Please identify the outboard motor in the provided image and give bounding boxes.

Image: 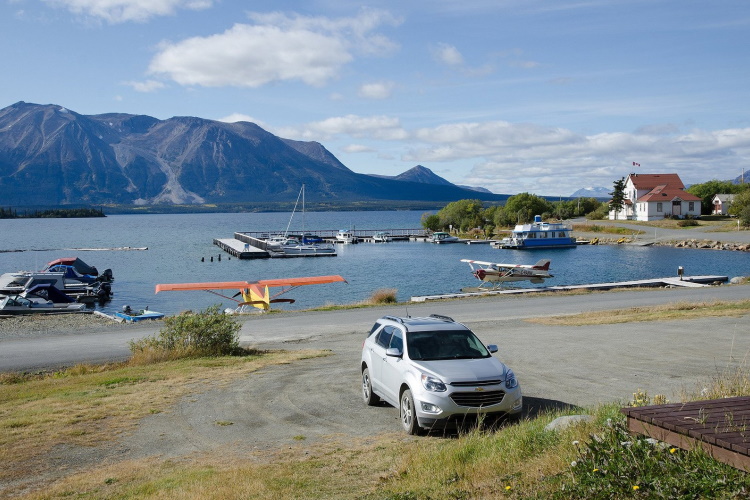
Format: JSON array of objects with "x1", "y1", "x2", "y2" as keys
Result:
[{"x1": 98, "y1": 269, "x2": 114, "y2": 282}]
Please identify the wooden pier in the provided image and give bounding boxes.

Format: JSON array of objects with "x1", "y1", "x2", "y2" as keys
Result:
[
  {"x1": 622, "y1": 397, "x2": 750, "y2": 472},
  {"x1": 410, "y1": 275, "x2": 729, "y2": 302}
]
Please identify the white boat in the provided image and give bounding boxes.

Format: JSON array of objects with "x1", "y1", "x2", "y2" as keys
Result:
[
  {"x1": 267, "y1": 185, "x2": 337, "y2": 255},
  {"x1": 430, "y1": 231, "x2": 460, "y2": 244},
  {"x1": 0, "y1": 283, "x2": 86, "y2": 315},
  {"x1": 336, "y1": 230, "x2": 357, "y2": 244},
  {"x1": 278, "y1": 239, "x2": 336, "y2": 255},
  {"x1": 373, "y1": 231, "x2": 392, "y2": 242},
  {"x1": 491, "y1": 215, "x2": 577, "y2": 249}
]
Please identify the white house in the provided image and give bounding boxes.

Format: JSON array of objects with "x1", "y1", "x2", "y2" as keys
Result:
[
  {"x1": 711, "y1": 194, "x2": 735, "y2": 215},
  {"x1": 609, "y1": 173, "x2": 702, "y2": 221}
]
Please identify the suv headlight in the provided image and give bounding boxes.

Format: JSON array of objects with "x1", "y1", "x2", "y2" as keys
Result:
[
  {"x1": 505, "y1": 369, "x2": 518, "y2": 389},
  {"x1": 421, "y1": 374, "x2": 447, "y2": 392}
]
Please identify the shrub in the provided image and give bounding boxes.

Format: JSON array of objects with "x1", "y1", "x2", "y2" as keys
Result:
[
  {"x1": 678, "y1": 219, "x2": 700, "y2": 227},
  {"x1": 128, "y1": 305, "x2": 242, "y2": 359},
  {"x1": 368, "y1": 288, "x2": 398, "y2": 304}
]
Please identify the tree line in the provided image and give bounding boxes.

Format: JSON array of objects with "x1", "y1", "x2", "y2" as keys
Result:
[
  {"x1": 0, "y1": 207, "x2": 106, "y2": 219},
  {"x1": 423, "y1": 178, "x2": 750, "y2": 235},
  {"x1": 420, "y1": 194, "x2": 606, "y2": 235}
]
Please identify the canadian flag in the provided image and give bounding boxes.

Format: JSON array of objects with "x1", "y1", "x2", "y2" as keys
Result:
[{"x1": 632, "y1": 162, "x2": 640, "y2": 167}]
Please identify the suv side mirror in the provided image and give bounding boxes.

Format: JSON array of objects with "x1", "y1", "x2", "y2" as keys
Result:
[
  {"x1": 486, "y1": 344, "x2": 498, "y2": 353},
  {"x1": 386, "y1": 347, "x2": 403, "y2": 358}
]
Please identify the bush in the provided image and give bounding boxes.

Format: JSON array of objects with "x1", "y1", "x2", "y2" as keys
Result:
[
  {"x1": 128, "y1": 305, "x2": 242, "y2": 359},
  {"x1": 368, "y1": 288, "x2": 398, "y2": 304},
  {"x1": 677, "y1": 219, "x2": 700, "y2": 227}
]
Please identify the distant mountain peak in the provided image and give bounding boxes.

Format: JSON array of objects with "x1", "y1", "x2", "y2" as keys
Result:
[{"x1": 394, "y1": 165, "x2": 454, "y2": 186}]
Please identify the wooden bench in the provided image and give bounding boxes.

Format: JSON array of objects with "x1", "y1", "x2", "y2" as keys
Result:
[{"x1": 622, "y1": 396, "x2": 750, "y2": 472}]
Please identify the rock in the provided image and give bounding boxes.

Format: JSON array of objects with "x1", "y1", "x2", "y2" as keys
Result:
[{"x1": 545, "y1": 415, "x2": 594, "y2": 432}]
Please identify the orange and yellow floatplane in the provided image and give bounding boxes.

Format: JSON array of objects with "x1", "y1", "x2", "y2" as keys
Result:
[{"x1": 155, "y1": 275, "x2": 347, "y2": 313}]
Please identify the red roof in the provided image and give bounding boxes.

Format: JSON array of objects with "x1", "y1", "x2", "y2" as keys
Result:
[
  {"x1": 628, "y1": 173, "x2": 685, "y2": 190},
  {"x1": 628, "y1": 173, "x2": 701, "y2": 202}
]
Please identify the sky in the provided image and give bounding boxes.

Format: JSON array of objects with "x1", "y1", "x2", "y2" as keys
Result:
[{"x1": 2, "y1": 0, "x2": 749, "y2": 197}]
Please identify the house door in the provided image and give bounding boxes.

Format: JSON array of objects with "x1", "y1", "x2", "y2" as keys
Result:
[{"x1": 672, "y1": 201, "x2": 682, "y2": 217}]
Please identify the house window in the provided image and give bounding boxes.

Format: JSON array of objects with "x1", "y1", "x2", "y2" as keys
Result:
[
  {"x1": 689, "y1": 202, "x2": 694, "y2": 211},
  {"x1": 656, "y1": 202, "x2": 663, "y2": 212}
]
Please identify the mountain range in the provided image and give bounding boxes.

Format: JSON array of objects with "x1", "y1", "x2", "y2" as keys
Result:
[{"x1": 0, "y1": 101, "x2": 503, "y2": 207}]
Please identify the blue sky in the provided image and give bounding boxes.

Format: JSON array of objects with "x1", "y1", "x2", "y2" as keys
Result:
[{"x1": 2, "y1": 0, "x2": 748, "y2": 196}]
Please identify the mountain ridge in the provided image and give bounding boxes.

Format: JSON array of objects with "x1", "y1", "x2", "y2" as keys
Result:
[{"x1": 0, "y1": 101, "x2": 505, "y2": 206}]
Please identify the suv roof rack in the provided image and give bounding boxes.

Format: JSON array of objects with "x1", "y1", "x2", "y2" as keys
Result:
[
  {"x1": 382, "y1": 315, "x2": 405, "y2": 324},
  {"x1": 429, "y1": 314, "x2": 454, "y2": 322}
]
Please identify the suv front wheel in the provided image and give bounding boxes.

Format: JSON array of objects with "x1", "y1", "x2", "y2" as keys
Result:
[{"x1": 400, "y1": 389, "x2": 423, "y2": 435}]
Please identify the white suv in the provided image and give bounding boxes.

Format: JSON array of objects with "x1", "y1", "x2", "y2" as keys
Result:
[{"x1": 361, "y1": 314, "x2": 522, "y2": 434}]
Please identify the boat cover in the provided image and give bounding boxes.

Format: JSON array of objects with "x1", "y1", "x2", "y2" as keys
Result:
[
  {"x1": 44, "y1": 257, "x2": 99, "y2": 276},
  {"x1": 24, "y1": 283, "x2": 76, "y2": 303}
]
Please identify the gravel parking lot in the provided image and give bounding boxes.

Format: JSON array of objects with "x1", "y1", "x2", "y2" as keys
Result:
[{"x1": 2, "y1": 284, "x2": 749, "y2": 494}]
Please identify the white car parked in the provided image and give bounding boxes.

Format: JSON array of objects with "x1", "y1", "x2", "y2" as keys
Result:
[{"x1": 361, "y1": 314, "x2": 522, "y2": 434}]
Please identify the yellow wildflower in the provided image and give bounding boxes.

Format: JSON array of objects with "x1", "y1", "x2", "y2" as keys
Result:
[{"x1": 633, "y1": 485, "x2": 640, "y2": 491}]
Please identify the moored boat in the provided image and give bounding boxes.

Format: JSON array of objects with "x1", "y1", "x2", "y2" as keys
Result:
[
  {"x1": 373, "y1": 231, "x2": 392, "y2": 242},
  {"x1": 336, "y1": 230, "x2": 357, "y2": 244},
  {"x1": 491, "y1": 215, "x2": 577, "y2": 249},
  {"x1": 430, "y1": 231, "x2": 460, "y2": 244}
]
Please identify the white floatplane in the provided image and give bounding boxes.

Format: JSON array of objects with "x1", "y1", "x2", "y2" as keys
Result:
[
  {"x1": 460, "y1": 259, "x2": 553, "y2": 292},
  {"x1": 155, "y1": 275, "x2": 347, "y2": 313}
]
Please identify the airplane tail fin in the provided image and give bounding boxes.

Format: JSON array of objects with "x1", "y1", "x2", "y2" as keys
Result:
[{"x1": 533, "y1": 259, "x2": 551, "y2": 270}]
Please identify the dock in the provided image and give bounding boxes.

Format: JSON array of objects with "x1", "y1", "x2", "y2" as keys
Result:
[
  {"x1": 410, "y1": 275, "x2": 728, "y2": 302},
  {"x1": 214, "y1": 228, "x2": 430, "y2": 259}
]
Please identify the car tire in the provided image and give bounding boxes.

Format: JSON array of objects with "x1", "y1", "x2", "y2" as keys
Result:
[
  {"x1": 362, "y1": 368, "x2": 379, "y2": 406},
  {"x1": 400, "y1": 389, "x2": 422, "y2": 435}
]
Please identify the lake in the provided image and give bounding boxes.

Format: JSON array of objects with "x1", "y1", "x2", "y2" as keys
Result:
[{"x1": 1, "y1": 211, "x2": 747, "y2": 316}]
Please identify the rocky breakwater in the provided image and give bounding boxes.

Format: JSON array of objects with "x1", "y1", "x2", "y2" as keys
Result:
[{"x1": 669, "y1": 239, "x2": 750, "y2": 252}]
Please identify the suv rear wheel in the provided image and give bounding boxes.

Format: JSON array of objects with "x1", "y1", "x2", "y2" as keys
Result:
[
  {"x1": 362, "y1": 368, "x2": 379, "y2": 406},
  {"x1": 400, "y1": 389, "x2": 422, "y2": 435}
]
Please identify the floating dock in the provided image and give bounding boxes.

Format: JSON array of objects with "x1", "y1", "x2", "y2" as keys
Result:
[{"x1": 410, "y1": 275, "x2": 729, "y2": 302}]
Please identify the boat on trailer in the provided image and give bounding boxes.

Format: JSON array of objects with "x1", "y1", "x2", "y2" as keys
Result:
[
  {"x1": 0, "y1": 283, "x2": 87, "y2": 316},
  {"x1": 492, "y1": 215, "x2": 577, "y2": 249}
]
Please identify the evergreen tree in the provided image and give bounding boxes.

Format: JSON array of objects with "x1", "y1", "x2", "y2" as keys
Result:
[{"x1": 608, "y1": 177, "x2": 626, "y2": 220}]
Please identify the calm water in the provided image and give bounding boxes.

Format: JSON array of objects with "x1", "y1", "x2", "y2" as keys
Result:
[{"x1": 1, "y1": 211, "x2": 748, "y2": 315}]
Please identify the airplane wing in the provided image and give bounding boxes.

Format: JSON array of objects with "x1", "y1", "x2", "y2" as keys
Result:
[
  {"x1": 155, "y1": 275, "x2": 347, "y2": 312},
  {"x1": 460, "y1": 259, "x2": 495, "y2": 266},
  {"x1": 155, "y1": 281, "x2": 253, "y2": 293},
  {"x1": 256, "y1": 275, "x2": 347, "y2": 287}
]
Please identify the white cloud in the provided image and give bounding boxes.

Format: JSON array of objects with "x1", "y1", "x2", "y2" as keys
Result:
[
  {"x1": 217, "y1": 113, "x2": 259, "y2": 124},
  {"x1": 124, "y1": 79, "x2": 166, "y2": 92},
  {"x1": 45, "y1": 0, "x2": 214, "y2": 23},
  {"x1": 279, "y1": 114, "x2": 408, "y2": 141},
  {"x1": 342, "y1": 144, "x2": 375, "y2": 153},
  {"x1": 358, "y1": 81, "x2": 395, "y2": 99},
  {"x1": 284, "y1": 114, "x2": 750, "y2": 194},
  {"x1": 433, "y1": 43, "x2": 464, "y2": 66},
  {"x1": 148, "y1": 9, "x2": 401, "y2": 88}
]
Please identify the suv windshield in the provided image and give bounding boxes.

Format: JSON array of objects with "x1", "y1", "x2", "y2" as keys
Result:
[{"x1": 406, "y1": 330, "x2": 490, "y2": 361}]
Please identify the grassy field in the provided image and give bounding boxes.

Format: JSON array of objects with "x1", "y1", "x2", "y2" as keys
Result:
[{"x1": 4, "y1": 301, "x2": 750, "y2": 498}]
